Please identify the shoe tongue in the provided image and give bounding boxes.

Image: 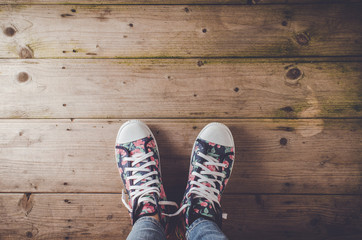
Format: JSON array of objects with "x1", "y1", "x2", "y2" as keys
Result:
[
  {"x1": 193, "y1": 197, "x2": 218, "y2": 219},
  {"x1": 129, "y1": 138, "x2": 160, "y2": 222}
]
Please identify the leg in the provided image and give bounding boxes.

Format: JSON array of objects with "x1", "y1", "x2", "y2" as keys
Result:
[
  {"x1": 186, "y1": 217, "x2": 228, "y2": 240},
  {"x1": 127, "y1": 216, "x2": 167, "y2": 240}
]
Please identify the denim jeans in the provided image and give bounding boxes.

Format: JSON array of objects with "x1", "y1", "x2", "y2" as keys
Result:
[{"x1": 127, "y1": 216, "x2": 228, "y2": 240}]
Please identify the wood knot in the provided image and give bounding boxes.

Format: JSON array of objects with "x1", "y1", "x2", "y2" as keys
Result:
[
  {"x1": 71, "y1": 9, "x2": 76, "y2": 13},
  {"x1": 234, "y1": 87, "x2": 239, "y2": 92},
  {"x1": 17, "y1": 72, "x2": 30, "y2": 83},
  {"x1": 286, "y1": 68, "x2": 301, "y2": 80},
  {"x1": 280, "y1": 137, "x2": 288, "y2": 145},
  {"x1": 18, "y1": 193, "x2": 34, "y2": 216},
  {"x1": 184, "y1": 7, "x2": 190, "y2": 13},
  {"x1": 129, "y1": 23, "x2": 133, "y2": 27},
  {"x1": 4, "y1": 27, "x2": 16, "y2": 37},
  {"x1": 19, "y1": 47, "x2": 33, "y2": 59},
  {"x1": 296, "y1": 33, "x2": 310, "y2": 46},
  {"x1": 202, "y1": 28, "x2": 207, "y2": 33},
  {"x1": 197, "y1": 60, "x2": 204, "y2": 67}
]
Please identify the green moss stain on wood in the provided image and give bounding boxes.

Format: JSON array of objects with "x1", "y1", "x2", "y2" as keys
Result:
[{"x1": 274, "y1": 101, "x2": 312, "y2": 118}]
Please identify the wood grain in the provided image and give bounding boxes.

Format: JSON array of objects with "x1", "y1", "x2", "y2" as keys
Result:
[
  {"x1": 0, "y1": 59, "x2": 361, "y2": 119},
  {"x1": 0, "y1": 0, "x2": 360, "y2": 5},
  {"x1": 1, "y1": 4, "x2": 362, "y2": 58},
  {"x1": 0, "y1": 119, "x2": 361, "y2": 196},
  {"x1": 222, "y1": 194, "x2": 362, "y2": 240},
  {"x1": 0, "y1": 193, "x2": 360, "y2": 240}
]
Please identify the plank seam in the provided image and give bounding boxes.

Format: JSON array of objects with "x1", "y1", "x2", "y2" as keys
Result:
[
  {"x1": 0, "y1": 192, "x2": 360, "y2": 196},
  {"x1": 0, "y1": 117, "x2": 361, "y2": 120},
  {"x1": 2, "y1": 56, "x2": 362, "y2": 60},
  {"x1": 1, "y1": 2, "x2": 362, "y2": 6}
]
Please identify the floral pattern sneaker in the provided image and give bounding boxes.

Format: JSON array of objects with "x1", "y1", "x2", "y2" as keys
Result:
[
  {"x1": 114, "y1": 120, "x2": 178, "y2": 233},
  {"x1": 177, "y1": 122, "x2": 235, "y2": 234}
]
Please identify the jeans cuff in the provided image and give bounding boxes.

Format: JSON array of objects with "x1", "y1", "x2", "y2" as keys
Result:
[
  {"x1": 186, "y1": 217, "x2": 208, "y2": 238},
  {"x1": 134, "y1": 216, "x2": 164, "y2": 231}
]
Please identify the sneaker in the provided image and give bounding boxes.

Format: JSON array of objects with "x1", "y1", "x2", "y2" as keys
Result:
[
  {"x1": 114, "y1": 120, "x2": 178, "y2": 231},
  {"x1": 178, "y1": 122, "x2": 235, "y2": 231}
]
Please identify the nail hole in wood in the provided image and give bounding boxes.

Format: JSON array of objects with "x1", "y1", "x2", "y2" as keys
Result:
[
  {"x1": 280, "y1": 106, "x2": 293, "y2": 112},
  {"x1": 26, "y1": 231, "x2": 33, "y2": 238},
  {"x1": 61, "y1": 13, "x2": 73, "y2": 18}
]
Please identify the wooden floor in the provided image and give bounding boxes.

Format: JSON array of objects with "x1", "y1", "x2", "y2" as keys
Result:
[{"x1": 0, "y1": 0, "x2": 361, "y2": 239}]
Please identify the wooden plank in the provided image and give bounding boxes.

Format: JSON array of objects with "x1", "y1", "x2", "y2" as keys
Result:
[
  {"x1": 0, "y1": 0, "x2": 360, "y2": 5},
  {"x1": 222, "y1": 194, "x2": 362, "y2": 240},
  {"x1": 0, "y1": 193, "x2": 360, "y2": 240},
  {"x1": 1, "y1": 4, "x2": 362, "y2": 58},
  {"x1": 0, "y1": 119, "x2": 361, "y2": 195},
  {"x1": 0, "y1": 193, "x2": 132, "y2": 240},
  {"x1": 0, "y1": 59, "x2": 361, "y2": 119},
  {"x1": 251, "y1": 0, "x2": 362, "y2": 4}
]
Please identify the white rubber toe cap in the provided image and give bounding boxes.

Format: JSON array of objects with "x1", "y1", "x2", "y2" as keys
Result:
[
  {"x1": 198, "y1": 122, "x2": 234, "y2": 147},
  {"x1": 116, "y1": 120, "x2": 152, "y2": 144}
]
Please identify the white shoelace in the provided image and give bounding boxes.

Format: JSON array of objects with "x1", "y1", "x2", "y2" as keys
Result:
[
  {"x1": 121, "y1": 152, "x2": 178, "y2": 216},
  {"x1": 169, "y1": 151, "x2": 227, "y2": 217}
]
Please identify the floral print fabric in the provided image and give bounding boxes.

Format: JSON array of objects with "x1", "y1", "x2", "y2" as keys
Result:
[
  {"x1": 115, "y1": 135, "x2": 169, "y2": 226},
  {"x1": 180, "y1": 138, "x2": 235, "y2": 229}
]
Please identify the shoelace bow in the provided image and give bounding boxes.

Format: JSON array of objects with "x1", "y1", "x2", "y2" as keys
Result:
[{"x1": 121, "y1": 152, "x2": 178, "y2": 216}]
